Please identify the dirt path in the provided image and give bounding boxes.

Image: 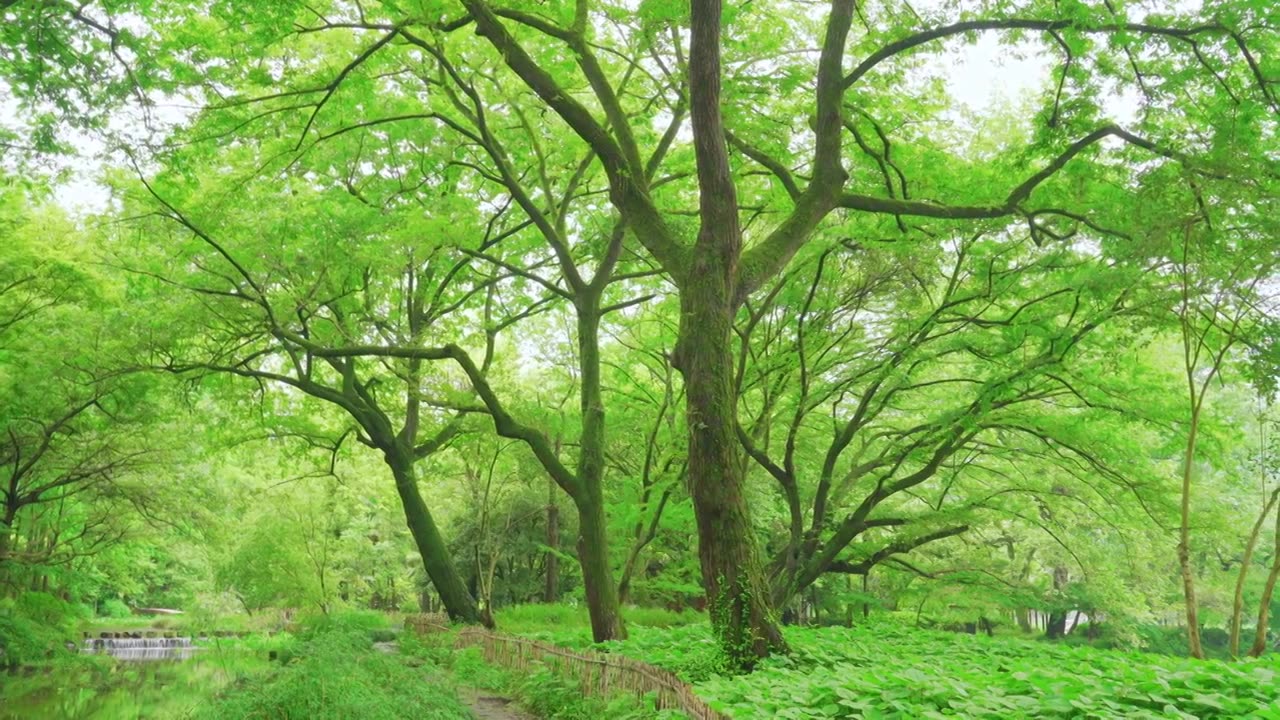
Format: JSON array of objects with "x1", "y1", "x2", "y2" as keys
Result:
[
  {"x1": 463, "y1": 689, "x2": 535, "y2": 720},
  {"x1": 377, "y1": 641, "x2": 532, "y2": 719}
]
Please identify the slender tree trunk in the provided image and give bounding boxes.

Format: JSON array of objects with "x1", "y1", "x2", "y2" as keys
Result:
[
  {"x1": 0, "y1": 506, "x2": 13, "y2": 565},
  {"x1": 862, "y1": 573, "x2": 870, "y2": 620},
  {"x1": 544, "y1": 477, "x2": 559, "y2": 603},
  {"x1": 844, "y1": 575, "x2": 855, "y2": 627},
  {"x1": 1179, "y1": 406, "x2": 1205, "y2": 658},
  {"x1": 1017, "y1": 608, "x2": 1032, "y2": 633},
  {"x1": 619, "y1": 487, "x2": 672, "y2": 605},
  {"x1": 387, "y1": 457, "x2": 487, "y2": 627},
  {"x1": 576, "y1": 490, "x2": 625, "y2": 642},
  {"x1": 574, "y1": 306, "x2": 626, "y2": 641},
  {"x1": 1249, "y1": 500, "x2": 1280, "y2": 657},
  {"x1": 1231, "y1": 488, "x2": 1280, "y2": 656},
  {"x1": 675, "y1": 279, "x2": 787, "y2": 668},
  {"x1": 617, "y1": 548, "x2": 638, "y2": 606},
  {"x1": 1047, "y1": 566, "x2": 1069, "y2": 640}
]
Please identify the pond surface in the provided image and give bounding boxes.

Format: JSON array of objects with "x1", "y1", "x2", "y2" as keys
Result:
[{"x1": 1, "y1": 645, "x2": 270, "y2": 720}]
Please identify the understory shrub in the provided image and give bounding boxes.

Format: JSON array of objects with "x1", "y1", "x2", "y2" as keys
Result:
[
  {"x1": 98, "y1": 598, "x2": 133, "y2": 618},
  {"x1": 494, "y1": 602, "x2": 706, "y2": 637},
  {"x1": 502, "y1": 619, "x2": 1280, "y2": 718},
  {"x1": 0, "y1": 593, "x2": 84, "y2": 667},
  {"x1": 294, "y1": 609, "x2": 390, "y2": 641},
  {"x1": 618, "y1": 623, "x2": 1280, "y2": 719},
  {"x1": 199, "y1": 628, "x2": 469, "y2": 720},
  {"x1": 451, "y1": 646, "x2": 687, "y2": 720}
]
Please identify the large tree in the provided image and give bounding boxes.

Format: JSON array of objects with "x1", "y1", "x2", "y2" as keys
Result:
[
  {"x1": 733, "y1": 230, "x2": 1175, "y2": 610},
  {"x1": 109, "y1": 125, "x2": 547, "y2": 625},
  {"x1": 84, "y1": 0, "x2": 1279, "y2": 665}
]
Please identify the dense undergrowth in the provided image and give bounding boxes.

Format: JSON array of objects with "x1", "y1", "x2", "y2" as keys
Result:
[
  {"x1": 198, "y1": 611, "x2": 470, "y2": 720},
  {"x1": 398, "y1": 619, "x2": 692, "y2": 720},
  {"x1": 504, "y1": 613, "x2": 1280, "y2": 719},
  {"x1": 0, "y1": 592, "x2": 92, "y2": 667}
]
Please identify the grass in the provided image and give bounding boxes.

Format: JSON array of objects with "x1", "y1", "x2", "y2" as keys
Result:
[
  {"x1": 430, "y1": 640, "x2": 687, "y2": 720},
  {"x1": 198, "y1": 613, "x2": 469, "y2": 720}
]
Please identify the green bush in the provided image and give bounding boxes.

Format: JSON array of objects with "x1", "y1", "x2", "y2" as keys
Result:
[
  {"x1": 294, "y1": 609, "x2": 390, "y2": 641},
  {"x1": 1135, "y1": 624, "x2": 1193, "y2": 656},
  {"x1": 0, "y1": 593, "x2": 81, "y2": 667},
  {"x1": 199, "y1": 629, "x2": 470, "y2": 720},
  {"x1": 98, "y1": 598, "x2": 133, "y2": 618},
  {"x1": 623, "y1": 623, "x2": 1280, "y2": 719},
  {"x1": 493, "y1": 603, "x2": 589, "y2": 633},
  {"x1": 511, "y1": 665, "x2": 687, "y2": 720},
  {"x1": 623, "y1": 605, "x2": 707, "y2": 629},
  {"x1": 397, "y1": 631, "x2": 452, "y2": 666},
  {"x1": 493, "y1": 603, "x2": 706, "y2": 639},
  {"x1": 451, "y1": 647, "x2": 687, "y2": 720},
  {"x1": 0, "y1": 606, "x2": 59, "y2": 667}
]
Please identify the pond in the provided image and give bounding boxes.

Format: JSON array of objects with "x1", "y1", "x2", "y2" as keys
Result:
[{"x1": 1, "y1": 642, "x2": 272, "y2": 720}]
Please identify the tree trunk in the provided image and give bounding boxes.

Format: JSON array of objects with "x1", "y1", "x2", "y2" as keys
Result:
[
  {"x1": 544, "y1": 477, "x2": 559, "y2": 603},
  {"x1": 576, "y1": 490, "x2": 625, "y2": 642},
  {"x1": 1179, "y1": 406, "x2": 1205, "y2": 658},
  {"x1": 674, "y1": 277, "x2": 787, "y2": 669},
  {"x1": 0, "y1": 507, "x2": 13, "y2": 565},
  {"x1": 619, "y1": 487, "x2": 671, "y2": 605},
  {"x1": 843, "y1": 575, "x2": 855, "y2": 627},
  {"x1": 0, "y1": 512, "x2": 11, "y2": 563},
  {"x1": 1017, "y1": 608, "x2": 1032, "y2": 633},
  {"x1": 388, "y1": 457, "x2": 487, "y2": 627},
  {"x1": 1231, "y1": 488, "x2": 1280, "y2": 656},
  {"x1": 1046, "y1": 565, "x2": 1069, "y2": 640},
  {"x1": 1248, "y1": 499, "x2": 1280, "y2": 657},
  {"x1": 573, "y1": 306, "x2": 626, "y2": 641},
  {"x1": 862, "y1": 573, "x2": 870, "y2": 620},
  {"x1": 617, "y1": 550, "x2": 637, "y2": 606},
  {"x1": 1046, "y1": 612, "x2": 1068, "y2": 639}
]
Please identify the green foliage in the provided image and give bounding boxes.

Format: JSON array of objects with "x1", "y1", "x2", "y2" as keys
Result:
[
  {"x1": 198, "y1": 628, "x2": 470, "y2": 720},
  {"x1": 494, "y1": 603, "x2": 705, "y2": 640},
  {"x1": 98, "y1": 598, "x2": 132, "y2": 619},
  {"x1": 0, "y1": 592, "x2": 85, "y2": 667},
  {"x1": 4, "y1": 0, "x2": 1280, "y2": 713},
  {"x1": 451, "y1": 646, "x2": 688, "y2": 720},
  {"x1": 0, "y1": 604, "x2": 65, "y2": 667},
  {"x1": 598, "y1": 623, "x2": 1280, "y2": 718},
  {"x1": 293, "y1": 609, "x2": 391, "y2": 642}
]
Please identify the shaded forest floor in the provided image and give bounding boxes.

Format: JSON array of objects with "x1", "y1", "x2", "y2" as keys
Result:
[{"x1": 475, "y1": 606, "x2": 1280, "y2": 719}]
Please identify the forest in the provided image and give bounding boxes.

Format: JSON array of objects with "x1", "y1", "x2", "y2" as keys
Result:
[{"x1": 0, "y1": 0, "x2": 1278, "y2": 717}]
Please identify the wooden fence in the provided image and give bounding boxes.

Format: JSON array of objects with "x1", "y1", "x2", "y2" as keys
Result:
[
  {"x1": 403, "y1": 615, "x2": 726, "y2": 720},
  {"x1": 402, "y1": 612, "x2": 451, "y2": 635}
]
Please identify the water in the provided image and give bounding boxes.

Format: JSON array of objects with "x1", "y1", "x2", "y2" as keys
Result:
[
  {"x1": 81, "y1": 637, "x2": 200, "y2": 662},
  {"x1": 0, "y1": 644, "x2": 271, "y2": 719}
]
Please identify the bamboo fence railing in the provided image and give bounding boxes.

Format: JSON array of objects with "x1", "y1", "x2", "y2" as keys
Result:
[
  {"x1": 402, "y1": 612, "x2": 451, "y2": 635},
  {"x1": 403, "y1": 614, "x2": 727, "y2": 720}
]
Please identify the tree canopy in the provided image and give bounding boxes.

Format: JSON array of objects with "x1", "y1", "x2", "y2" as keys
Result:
[{"x1": 1, "y1": 0, "x2": 1278, "y2": 683}]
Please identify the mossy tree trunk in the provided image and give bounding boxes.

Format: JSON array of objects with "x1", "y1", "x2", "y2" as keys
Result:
[
  {"x1": 574, "y1": 305, "x2": 627, "y2": 641},
  {"x1": 388, "y1": 454, "x2": 487, "y2": 627},
  {"x1": 544, "y1": 476, "x2": 560, "y2": 603},
  {"x1": 441, "y1": 307, "x2": 627, "y2": 641},
  {"x1": 673, "y1": 255, "x2": 786, "y2": 665}
]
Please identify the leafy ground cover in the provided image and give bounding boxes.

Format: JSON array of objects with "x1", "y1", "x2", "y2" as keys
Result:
[
  {"x1": 199, "y1": 613, "x2": 472, "y2": 720},
  {"x1": 508, "y1": 619, "x2": 1280, "y2": 719}
]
